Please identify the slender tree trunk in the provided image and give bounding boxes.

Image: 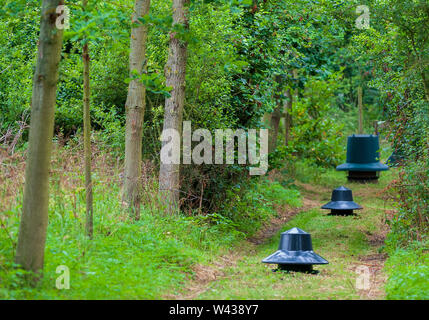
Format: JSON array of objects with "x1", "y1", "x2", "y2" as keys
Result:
[
  {"x1": 292, "y1": 69, "x2": 299, "y2": 98},
  {"x1": 358, "y1": 86, "x2": 363, "y2": 134},
  {"x1": 269, "y1": 106, "x2": 281, "y2": 153},
  {"x1": 123, "y1": 0, "x2": 151, "y2": 220},
  {"x1": 269, "y1": 76, "x2": 283, "y2": 153},
  {"x1": 159, "y1": 0, "x2": 189, "y2": 214},
  {"x1": 15, "y1": 0, "x2": 64, "y2": 278},
  {"x1": 82, "y1": 0, "x2": 93, "y2": 238},
  {"x1": 284, "y1": 88, "x2": 293, "y2": 146},
  {"x1": 262, "y1": 112, "x2": 271, "y2": 127}
]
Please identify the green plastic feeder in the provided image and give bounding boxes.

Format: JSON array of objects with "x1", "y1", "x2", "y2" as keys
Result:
[{"x1": 336, "y1": 134, "x2": 389, "y2": 181}]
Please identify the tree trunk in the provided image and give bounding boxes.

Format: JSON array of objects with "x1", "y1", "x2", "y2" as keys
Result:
[
  {"x1": 269, "y1": 76, "x2": 283, "y2": 153},
  {"x1": 269, "y1": 106, "x2": 281, "y2": 153},
  {"x1": 82, "y1": 0, "x2": 93, "y2": 238},
  {"x1": 159, "y1": 0, "x2": 189, "y2": 214},
  {"x1": 292, "y1": 69, "x2": 299, "y2": 98},
  {"x1": 15, "y1": 0, "x2": 64, "y2": 278},
  {"x1": 262, "y1": 112, "x2": 271, "y2": 127},
  {"x1": 123, "y1": 0, "x2": 151, "y2": 220},
  {"x1": 284, "y1": 88, "x2": 293, "y2": 146}
]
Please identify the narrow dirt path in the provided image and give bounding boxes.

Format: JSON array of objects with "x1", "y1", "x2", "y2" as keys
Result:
[{"x1": 167, "y1": 176, "x2": 393, "y2": 300}]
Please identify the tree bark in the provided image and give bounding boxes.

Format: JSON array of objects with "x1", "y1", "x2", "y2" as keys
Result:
[
  {"x1": 159, "y1": 0, "x2": 189, "y2": 214},
  {"x1": 82, "y1": 0, "x2": 93, "y2": 238},
  {"x1": 269, "y1": 76, "x2": 283, "y2": 153},
  {"x1": 284, "y1": 88, "x2": 293, "y2": 146},
  {"x1": 123, "y1": 0, "x2": 151, "y2": 220},
  {"x1": 269, "y1": 106, "x2": 281, "y2": 153},
  {"x1": 15, "y1": 0, "x2": 64, "y2": 277}
]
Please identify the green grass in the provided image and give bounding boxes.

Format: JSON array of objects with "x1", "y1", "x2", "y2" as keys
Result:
[
  {"x1": 384, "y1": 242, "x2": 429, "y2": 300},
  {"x1": 0, "y1": 187, "x2": 234, "y2": 299},
  {"x1": 1, "y1": 151, "x2": 425, "y2": 300},
  {"x1": 0, "y1": 170, "x2": 302, "y2": 299},
  {"x1": 183, "y1": 165, "x2": 398, "y2": 300},
  {"x1": 193, "y1": 196, "x2": 390, "y2": 300}
]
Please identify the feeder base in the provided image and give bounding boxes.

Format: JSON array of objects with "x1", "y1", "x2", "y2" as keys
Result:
[
  {"x1": 328, "y1": 209, "x2": 355, "y2": 216},
  {"x1": 347, "y1": 171, "x2": 379, "y2": 183},
  {"x1": 278, "y1": 264, "x2": 313, "y2": 273}
]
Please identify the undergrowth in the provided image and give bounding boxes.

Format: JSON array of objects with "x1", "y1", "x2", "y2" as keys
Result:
[{"x1": 384, "y1": 240, "x2": 429, "y2": 300}]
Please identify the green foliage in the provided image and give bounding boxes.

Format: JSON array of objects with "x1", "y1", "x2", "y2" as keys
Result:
[
  {"x1": 359, "y1": 1, "x2": 429, "y2": 295},
  {"x1": 1, "y1": 0, "x2": 427, "y2": 300},
  {"x1": 220, "y1": 178, "x2": 301, "y2": 235},
  {"x1": 351, "y1": 0, "x2": 429, "y2": 248},
  {"x1": 384, "y1": 241, "x2": 429, "y2": 300},
  {"x1": 0, "y1": 0, "x2": 391, "y2": 210},
  {"x1": 386, "y1": 158, "x2": 429, "y2": 246},
  {"x1": 289, "y1": 72, "x2": 346, "y2": 167},
  {"x1": 126, "y1": 70, "x2": 172, "y2": 97},
  {"x1": 0, "y1": 0, "x2": 38, "y2": 132}
]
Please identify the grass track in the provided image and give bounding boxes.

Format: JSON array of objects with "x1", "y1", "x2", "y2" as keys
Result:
[{"x1": 171, "y1": 170, "x2": 396, "y2": 300}]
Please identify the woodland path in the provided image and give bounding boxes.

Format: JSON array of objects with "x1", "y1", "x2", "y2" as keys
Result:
[{"x1": 166, "y1": 176, "x2": 393, "y2": 300}]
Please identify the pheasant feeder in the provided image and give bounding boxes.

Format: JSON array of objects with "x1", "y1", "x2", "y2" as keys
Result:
[
  {"x1": 321, "y1": 186, "x2": 362, "y2": 216},
  {"x1": 336, "y1": 134, "x2": 389, "y2": 182},
  {"x1": 262, "y1": 227, "x2": 328, "y2": 272}
]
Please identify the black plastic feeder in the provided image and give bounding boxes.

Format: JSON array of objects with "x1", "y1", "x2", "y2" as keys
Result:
[
  {"x1": 262, "y1": 227, "x2": 328, "y2": 272},
  {"x1": 336, "y1": 134, "x2": 389, "y2": 182},
  {"x1": 321, "y1": 186, "x2": 362, "y2": 216}
]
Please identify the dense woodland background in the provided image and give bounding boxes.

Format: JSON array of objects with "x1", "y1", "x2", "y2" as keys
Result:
[{"x1": 0, "y1": 0, "x2": 427, "y2": 299}]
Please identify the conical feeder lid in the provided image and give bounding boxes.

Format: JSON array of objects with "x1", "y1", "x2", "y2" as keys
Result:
[
  {"x1": 321, "y1": 186, "x2": 362, "y2": 211},
  {"x1": 262, "y1": 228, "x2": 328, "y2": 265}
]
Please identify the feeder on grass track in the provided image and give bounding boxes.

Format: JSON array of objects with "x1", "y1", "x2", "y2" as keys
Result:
[
  {"x1": 321, "y1": 186, "x2": 362, "y2": 216},
  {"x1": 336, "y1": 134, "x2": 389, "y2": 182},
  {"x1": 262, "y1": 227, "x2": 328, "y2": 272}
]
